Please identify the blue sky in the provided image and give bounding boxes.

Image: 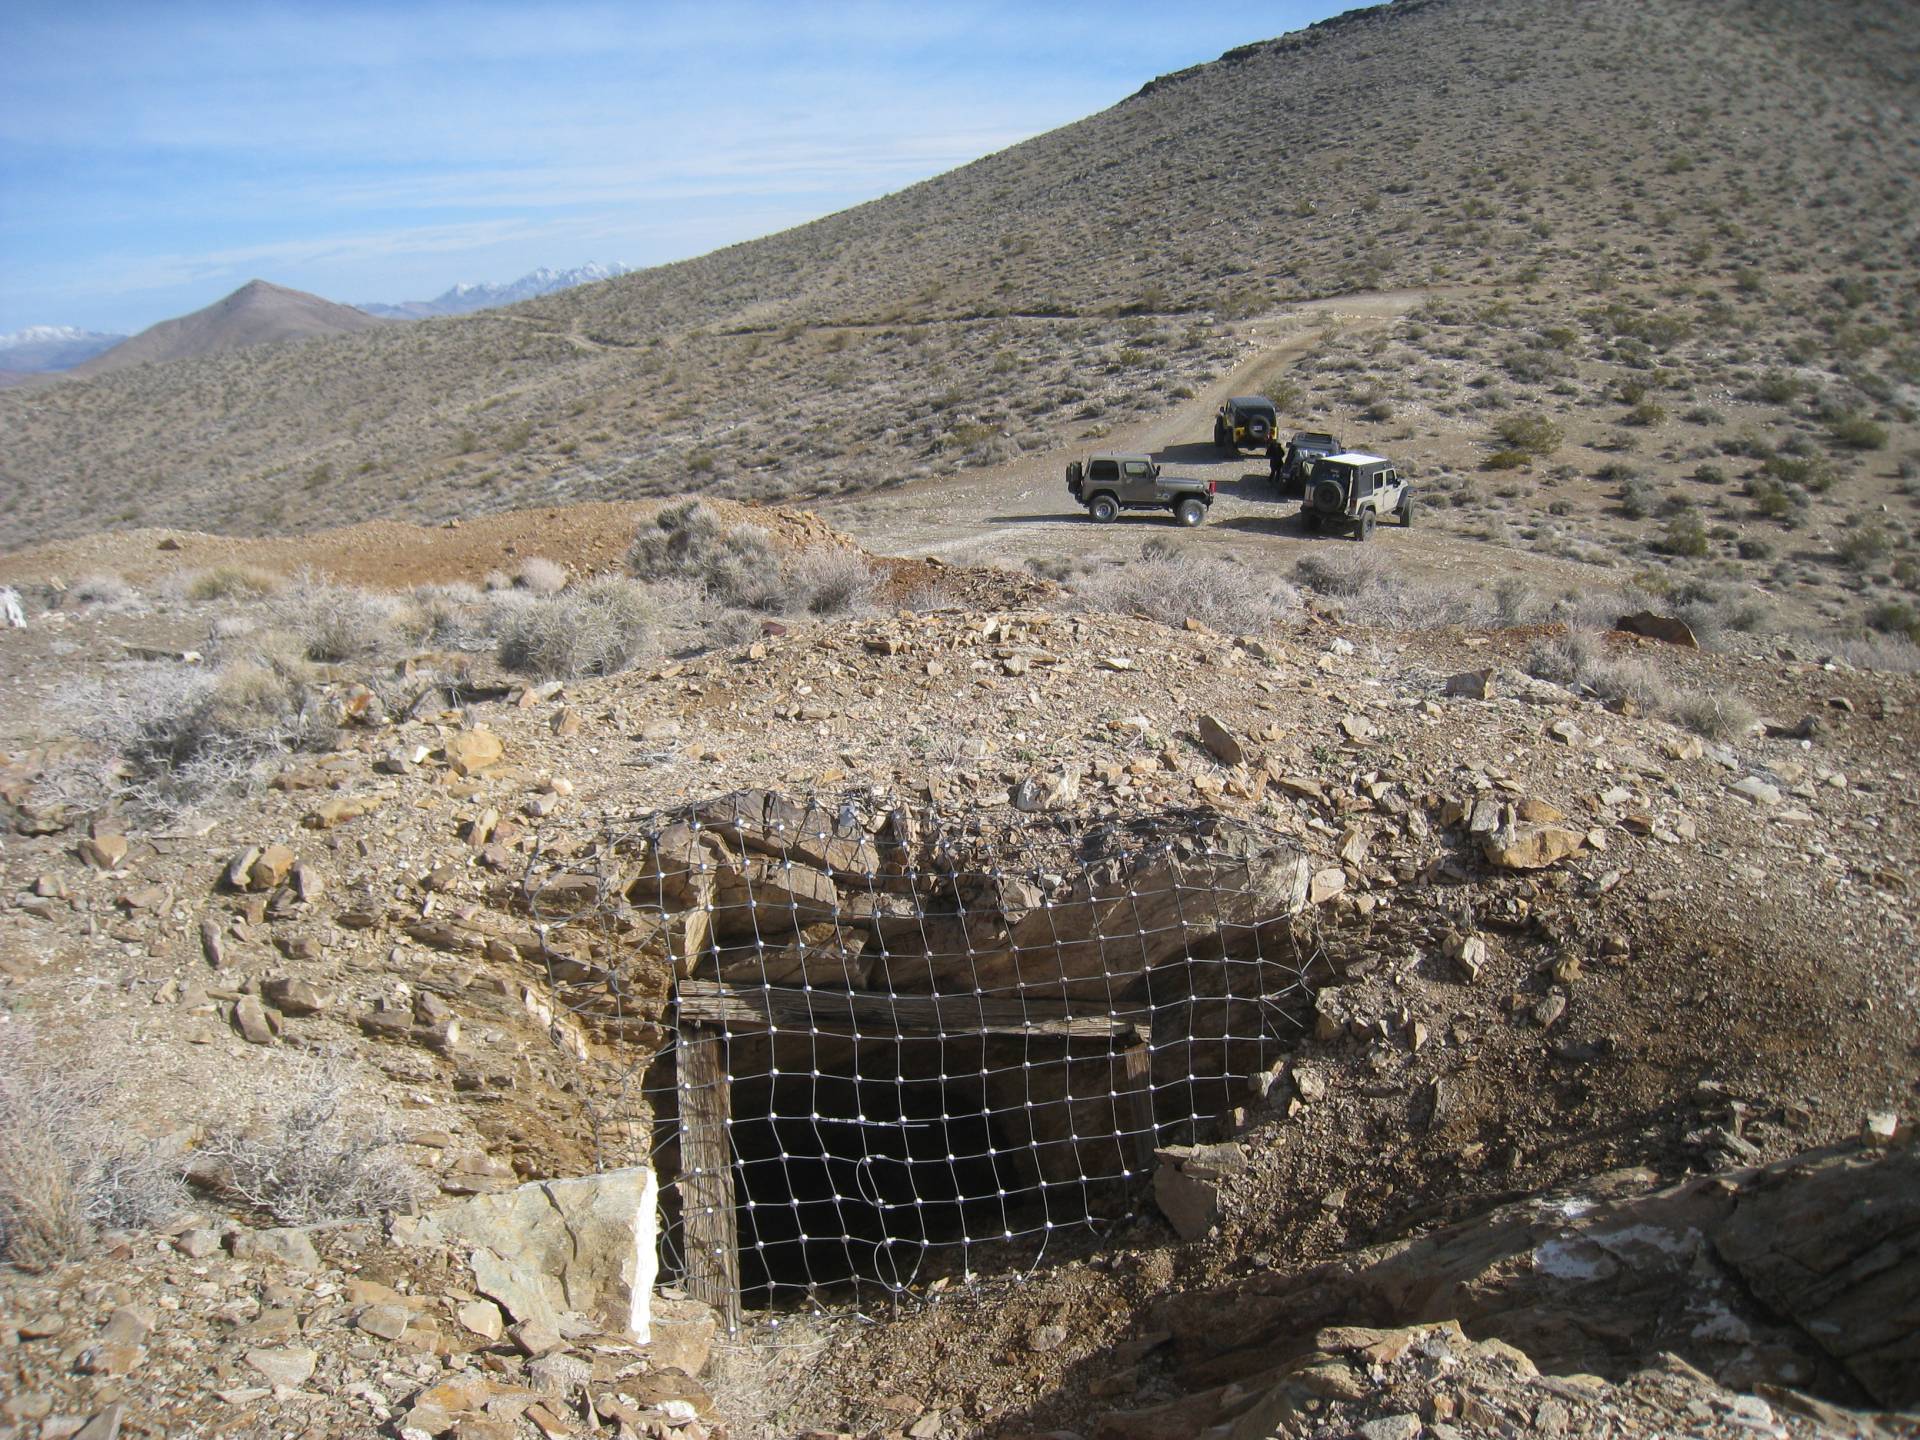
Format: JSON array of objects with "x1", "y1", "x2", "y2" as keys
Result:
[{"x1": 1, "y1": 2, "x2": 1348, "y2": 336}]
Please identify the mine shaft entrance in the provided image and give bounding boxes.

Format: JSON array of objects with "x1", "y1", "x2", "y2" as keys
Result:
[
  {"x1": 665, "y1": 983, "x2": 1156, "y2": 1328},
  {"x1": 727, "y1": 1048, "x2": 1029, "y2": 1301}
]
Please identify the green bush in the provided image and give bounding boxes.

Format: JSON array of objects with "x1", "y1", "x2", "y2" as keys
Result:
[
  {"x1": 1828, "y1": 414, "x2": 1888, "y2": 451},
  {"x1": 1493, "y1": 413, "x2": 1564, "y2": 457},
  {"x1": 1660, "y1": 510, "x2": 1710, "y2": 557}
]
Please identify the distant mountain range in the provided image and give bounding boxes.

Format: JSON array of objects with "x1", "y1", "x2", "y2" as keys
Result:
[
  {"x1": 1, "y1": 263, "x2": 631, "y2": 385},
  {"x1": 357, "y1": 262, "x2": 633, "y2": 320},
  {"x1": 0, "y1": 326, "x2": 126, "y2": 382},
  {"x1": 68, "y1": 279, "x2": 386, "y2": 379}
]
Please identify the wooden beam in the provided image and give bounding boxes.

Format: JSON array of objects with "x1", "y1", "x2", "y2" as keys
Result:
[
  {"x1": 675, "y1": 1022, "x2": 741, "y2": 1333},
  {"x1": 675, "y1": 979, "x2": 1146, "y2": 1041},
  {"x1": 1118, "y1": 1042, "x2": 1156, "y2": 1178}
]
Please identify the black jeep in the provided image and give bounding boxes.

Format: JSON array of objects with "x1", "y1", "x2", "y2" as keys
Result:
[
  {"x1": 1272, "y1": 430, "x2": 1342, "y2": 497},
  {"x1": 1213, "y1": 396, "x2": 1277, "y2": 453}
]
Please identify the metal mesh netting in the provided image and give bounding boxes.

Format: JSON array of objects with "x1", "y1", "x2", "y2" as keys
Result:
[{"x1": 518, "y1": 789, "x2": 1322, "y2": 1324}]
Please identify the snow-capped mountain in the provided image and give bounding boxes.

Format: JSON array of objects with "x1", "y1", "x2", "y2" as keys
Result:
[
  {"x1": 358, "y1": 262, "x2": 633, "y2": 320},
  {"x1": 0, "y1": 325, "x2": 127, "y2": 373}
]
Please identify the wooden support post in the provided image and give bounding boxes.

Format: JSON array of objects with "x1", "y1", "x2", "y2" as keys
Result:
[
  {"x1": 675, "y1": 1022, "x2": 741, "y2": 1333},
  {"x1": 1119, "y1": 1042, "x2": 1156, "y2": 1180}
]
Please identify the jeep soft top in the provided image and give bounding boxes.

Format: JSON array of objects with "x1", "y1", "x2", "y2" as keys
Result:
[{"x1": 1228, "y1": 396, "x2": 1277, "y2": 418}]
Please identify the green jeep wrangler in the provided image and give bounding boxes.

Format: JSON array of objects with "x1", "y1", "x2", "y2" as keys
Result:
[{"x1": 1067, "y1": 453, "x2": 1215, "y2": 526}]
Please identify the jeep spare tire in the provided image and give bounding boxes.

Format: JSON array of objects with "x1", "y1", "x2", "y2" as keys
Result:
[
  {"x1": 1175, "y1": 497, "x2": 1206, "y2": 528},
  {"x1": 1089, "y1": 494, "x2": 1119, "y2": 523},
  {"x1": 1312, "y1": 479, "x2": 1343, "y2": 512}
]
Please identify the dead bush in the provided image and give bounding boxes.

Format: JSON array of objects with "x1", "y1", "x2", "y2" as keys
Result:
[
  {"x1": 63, "y1": 656, "x2": 336, "y2": 822},
  {"x1": 1669, "y1": 689, "x2": 1757, "y2": 740},
  {"x1": 1526, "y1": 632, "x2": 1679, "y2": 713},
  {"x1": 497, "y1": 576, "x2": 655, "y2": 679},
  {"x1": 0, "y1": 1026, "x2": 189, "y2": 1270},
  {"x1": 1074, "y1": 551, "x2": 1298, "y2": 630},
  {"x1": 276, "y1": 581, "x2": 421, "y2": 663},
  {"x1": 516, "y1": 557, "x2": 569, "y2": 593},
  {"x1": 192, "y1": 1056, "x2": 422, "y2": 1225},
  {"x1": 182, "y1": 564, "x2": 283, "y2": 601},
  {"x1": 783, "y1": 547, "x2": 881, "y2": 616},
  {"x1": 63, "y1": 573, "x2": 135, "y2": 609}
]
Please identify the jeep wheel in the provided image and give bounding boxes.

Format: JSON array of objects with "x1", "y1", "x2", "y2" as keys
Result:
[
  {"x1": 1089, "y1": 494, "x2": 1119, "y2": 524},
  {"x1": 1398, "y1": 493, "x2": 1414, "y2": 527},
  {"x1": 1213, "y1": 422, "x2": 1230, "y2": 451},
  {"x1": 1174, "y1": 497, "x2": 1206, "y2": 528},
  {"x1": 1356, "y1": 509, "x2": 1376, "y2": 542}
]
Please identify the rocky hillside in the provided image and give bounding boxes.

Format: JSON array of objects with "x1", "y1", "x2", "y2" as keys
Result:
[
  {"x1": 2, "y1": 0, "x2": 1914, "y2": 555},
  {"x1": 0, "y1": 506, "x2": 1914, "y2": 1436}
]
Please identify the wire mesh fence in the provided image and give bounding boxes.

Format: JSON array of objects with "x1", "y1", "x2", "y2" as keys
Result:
[{"x1": 517, "y1": 789, "x2": 1322, "y2": 1327}]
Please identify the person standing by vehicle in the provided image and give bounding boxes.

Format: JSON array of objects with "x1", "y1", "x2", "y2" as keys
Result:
[{"x1": 1267, "y1": 435, "x2": 1283, "y2": 481}]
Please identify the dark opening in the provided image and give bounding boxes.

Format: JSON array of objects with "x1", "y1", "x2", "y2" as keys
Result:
[{"x1": 727, "y1": 1050, "x2": 1037, "y2": 1302}]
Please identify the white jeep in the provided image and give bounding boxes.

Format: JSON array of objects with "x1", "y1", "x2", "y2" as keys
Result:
[{"x1": 1300, "y1": 453, "x2": 1412, "y2": 541}]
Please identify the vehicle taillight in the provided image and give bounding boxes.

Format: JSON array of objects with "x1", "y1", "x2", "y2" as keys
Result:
[{"x1": 1208, "y1": 478, "x2": 1217, "y2": 495}]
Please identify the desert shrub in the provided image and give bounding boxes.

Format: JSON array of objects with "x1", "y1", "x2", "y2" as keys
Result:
[
  {"x1": 515, "y1": 557, "x2": 569, "y2": 593},
  {"x1": 1828, "y1": 413, "x2": 1888, "y2": 451},
  {"x1": 1619, "y1": 480, "x2": 1658, "y2": 520},
  {"x1": 783, "y1": 547, "x2": 881, "y2": 617},
  {"x1": 1293, "y1": 549, "x2": 1393, "y2": 599},
  {"x1": 66, "y1": 655, "x2": 335, "y2": 822},
  {"x1": 193, "y1": 1056, "x2": 422, "y2": 1226},
  {"x1": 1026, "y1": 555, "x2": 1077, "y2": 583},
  {"x1": 1866, "y1": 599, "x2": 1920, "y2": 641},
  {"x1": 1526, "y1": 632, "x2": 1676, "y2": 713},
  {"x1": 1076, "y1": 553, "x2": 1298, "y2": 631},
  {"x1": 0, "y1": 1026, "x2": 189, "y2": 1270},
  {"x1": 278, "y1": 582, "x2": 417, "y2": 663},
  {"x1": 1483, "y1": 449, "x2": 1531, "y2": 471},
  {"x1": 1669, "y1": 689, "x2": 1757, "y2": 740},
  {"x1": 497, "y1": 576, "x2": 655, "y2": 679},
  {"x1": 1660, "y1": 510, "x2": 1710, "y2": 557},
  {"x1": 1764, "y1": 453, "x2": 1839, "y2": 493},
  {"x1": 183, "y1": 564, "x2": 283, "y2": 601},
  {"x1": 628, "y1": 501, "x2": 786, "y2": 611},
  {"x1": 64, "y1": 574, "x2": 135, "y2": 609},
  {"x1": 1835, "y1": 517, "x2": 1891, "y2": 571},
  {"x1": 1625, "y1": 399, "x2": 1669, "y2": 427},
  {"x1": 1737, "y1": 537, "x2": 1775, "y2": 561},
  {"x1": 1493, "y1": 413, "x2": 1564, "y2": 457}
]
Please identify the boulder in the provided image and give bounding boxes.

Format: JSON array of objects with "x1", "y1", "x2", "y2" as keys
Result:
[
  {"x1": 1482, "y1": 824, "x2": 1585, "y2": 870},
  {"x1": 1195, "y1": 715, "x2": 1246, "y2": 767},
  {"x1": 444, "y1": 730, "x2": 505, "y2": 776},
  {"x1": 395, "y1": 1166, "x2": 657, "y2": 1340},
  {"x1": 1615, "y1": 611, "x2": 1698, "y2": 647}
]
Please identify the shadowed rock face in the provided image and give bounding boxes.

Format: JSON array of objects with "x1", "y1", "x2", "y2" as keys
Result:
[{"x1": 1146, "y1": 1144, "x2": 1920, "y2": 1415}]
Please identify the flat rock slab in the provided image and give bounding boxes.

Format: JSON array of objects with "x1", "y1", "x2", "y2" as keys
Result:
[{"x1": 396, "y1": 1166, "x2": 657, "y2": 1341}]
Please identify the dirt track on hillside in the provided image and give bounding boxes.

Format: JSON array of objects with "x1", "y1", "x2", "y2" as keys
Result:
[{"x1": 0, "y1": 291, "x2": 1607, "y2": 606}]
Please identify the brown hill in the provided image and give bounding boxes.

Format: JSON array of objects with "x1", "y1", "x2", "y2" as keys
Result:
[
  {"x1": 1, "y1": 0, "x2": 1915, "y2": 647},
  {"x1": 66, "y1": 278, "x2": 385, "y2": 379}
]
